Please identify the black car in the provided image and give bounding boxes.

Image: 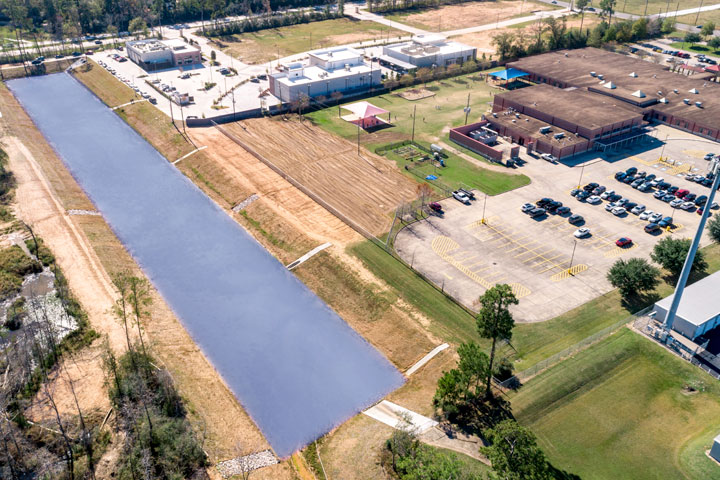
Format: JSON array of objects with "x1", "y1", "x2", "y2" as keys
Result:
[
  {"x1": 615, "y1": 172, "x2": 627, "y2": 180},
  {"x1": 667, "y1": 185, "x2": 679, "y2": 194},
  {"x1": 568, "y1": 214, "x2": 584, "y2": 225},
  {"x1": 529, "y1": 208, "x2": 546, "y2": 218},
  {"x1": 570, "y1": 189, "x2": 582, "y2": 197},
  {"x1": 696, "y1": 195, "x2": 708, "y2": 206},
  {"x1": 657, "y1": 181, "x2": 671, "y2": 190},
  {"x1": 623, "y1": 175, "x2": 636, "y2": 184},
  {"x1": 645, "y1": 173, "x2": 656, "y2": 182},
  {"x1": 557, "y1": 206, "x2": 571, "y2": 215},
  {"x1": 577, "y1": 191, "x2": 591, "y2": 201},
  {"x1": 624, "y1": 201, "x2": 638, "y2": 210},
  {"x1": 636, "y1": 171, "x2": 647, "y2": 179},
  {"x1": 583, "y1": 182, "x2": 599, "y2": 192},
  {"x1": 71, "y1": 51, "x2": 82, "y2": 57},
  {"x1": 626, "y1": 167, "x2": 638, "y2": 176},
  {"x1": 536, "y1": 198, "x2": 553, "y2": 207},
  {"x1": 608, "y1": 193, "x2": 622, "y2": 202},
  {"x1": 702, "y1": 178, "x2": 714, "y2": 187},
  {"x1": 547, "y1": 201, "x2": 563, "y2": 212},
  {"x1": 684, "y1": 193, "x2": 697, "y2": 202}
]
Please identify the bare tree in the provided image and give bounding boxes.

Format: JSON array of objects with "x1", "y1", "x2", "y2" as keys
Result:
[{"x1": 43, "y1": 376, "x2": 74, "y2": 480}]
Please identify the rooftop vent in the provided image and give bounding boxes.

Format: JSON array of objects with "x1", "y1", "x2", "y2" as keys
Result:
[
  {"x1": 590, "y1": 71, "x2": 597, "y2": 77},
  {"x1": 689, "y1": 88, "x2": 699, "y2": 94},
  {"x1": 674, "y1": 88, "x2": 679, "y2": 94},
  {"x1": 629, "y1": 72, "x2": 638, "y2": 77},
  {"x1": 603, "y1": 81, "x2": 616, "y2": 89},
  {"x1": 659, "y1": 97, "x2": 668, "y2": 103},
  {"x1": 696, "y1": 101, "x2": 703, "y2": 108},
  {"x1": 657, "y1": 90, "x2": 663, "y2": 95},
  {"x1": 632, "y1": 90, "x2": 646, "y2": 98},
  {"x1": 598, "y1": 74, "x2": 604, "y2": 80},
  {"x1": 683, "y1": 98, "x2": 690, "y2": 104},
  {"x1": 554, "y1": 132, "x2": 565, "y2": 139}
]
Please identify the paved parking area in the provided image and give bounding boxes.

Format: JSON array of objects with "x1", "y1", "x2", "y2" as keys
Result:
[{"x1": 395, "y1": 127, "x2": 716, "y2": 322}]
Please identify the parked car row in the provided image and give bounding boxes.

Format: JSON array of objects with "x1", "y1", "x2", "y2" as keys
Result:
[{"x1": 100, "y1": 58, "x2": 157, "y2": 105}]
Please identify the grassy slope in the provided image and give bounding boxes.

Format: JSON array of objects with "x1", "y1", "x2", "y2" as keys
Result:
[
  {"x1": 510, "y1": 328, "x2": 720, "y2": 480},
  {"x1": 307, "y1": 72, "x2": 530, "y2": 195},
  {"x1": 217, "y1": 18, "x2": 404, "y2": 64},
  {"x1": 669, "y1": 41, "x2": 720, "y2": 55}
]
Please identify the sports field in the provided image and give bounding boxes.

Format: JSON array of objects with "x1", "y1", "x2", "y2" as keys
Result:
[
  {"x1": 511, "y1": 328, "x2": 720, "y2": 480},
  {"x1": 214, "y1": 18, "x2": 404, "y2": 65}
]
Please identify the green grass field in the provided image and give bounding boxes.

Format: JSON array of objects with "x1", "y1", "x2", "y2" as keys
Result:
[
  {"x1": 307, "y1": 72, "x2": 530, "y2": 196},
  {"x1": 616, "y1": 0, "x2": 703, "y2": 16},
  {"x1": 510, "y1": 328, "x2": 720, "y2": 480},
  {"x1": 676, "y1": 10, "x2": 720, "y2": 27},
  {"x1": 669, "y1": 41, "x2": 720, "y2": 55},
  {"x1": 215, "y1": 18, "x2": 404, "y2": 65}
]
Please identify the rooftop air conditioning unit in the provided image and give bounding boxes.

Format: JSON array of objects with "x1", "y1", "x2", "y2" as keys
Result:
[
  {"x1": 492, "y1": 112, "x2": 498, "y2": 117},
  {"x1": 554, "y1": 132, "x2": 565, "y2": 139},
  {"x1": 696, "y1": 101, "x2": 703, "y2": 107},
  {"x1": 590, "y1": 71, "x2": 597, "y2": 77},
  {"x1": 674, "y1": 88, "x2": 679, "y2": 93},
  {"x1": 683, "y1": 98, "x2": 690, "y2": 104},
  {"x1": 629, "y1": 72, "x2": 638, "y2": 77},
  {"x1": 539, "y1": 126, "x2": 552, "y2": 134},
  {"x1": 515, "y1": 113, "x2": 520, "y2": 118},
  {"x1": 598, "y1": 74, "x2": 604, "y2": 80}
]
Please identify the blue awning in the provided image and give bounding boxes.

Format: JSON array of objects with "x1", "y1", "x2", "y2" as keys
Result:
[{"x1": 489, "y1": 68, "x2": 529, "y2": 81}]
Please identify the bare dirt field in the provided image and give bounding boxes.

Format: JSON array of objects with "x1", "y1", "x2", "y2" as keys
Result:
[
  {"x1": 222, "y1": 117, "x2": 419, "y2": 236},
  {"x1": 451, "y1": 15, "x2": 601, "y2": 53},
  {"x1": 385, "y1": 0, "x2": 557, "y2": 31}
]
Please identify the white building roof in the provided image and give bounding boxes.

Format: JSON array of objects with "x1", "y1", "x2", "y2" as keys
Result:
[
  {"x1": 274, "y1": 63, "x2": 374, "y2": 87},
  {"x1": 656, "y1": 271, "x2": 720, "y2": 326},
  {"x1": 309, "y1": 47, "x2": 362, "y2": 63},
  {"x1": 412, "y1": 33, "x2": 447, "y2": 45},
  {"x1": 163, "y1": 38, "x2": 199, "y2": 53}
]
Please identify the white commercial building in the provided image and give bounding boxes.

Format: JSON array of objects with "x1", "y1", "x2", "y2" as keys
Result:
[
  {"x1": 654, "y1": 271, "x2": 720, "y2": 340},
  {"x1": 381, "y1": 34, "x2": 476, "y2": 71},
  {"x1": 269, "y1": 46, "x2": 382, "y2": 103},
  {"x1": 126, "y1": 39, "x2": 202, "y2": 71}
]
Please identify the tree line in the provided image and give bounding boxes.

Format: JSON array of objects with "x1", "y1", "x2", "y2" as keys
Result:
[
  {"x1": 0, "y1": 0, "x2": 336, "y2": 37},
  {"x1": 492, "y1": 13, "x2": 676, "y2": 61}
]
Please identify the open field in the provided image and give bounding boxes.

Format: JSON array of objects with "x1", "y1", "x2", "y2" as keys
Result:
[
  {"x1": 213, "y1": 18, "x2": 404, "y2": 65},
  {"x1": 618, "y1": 0, "x2": 703, "y2": 16},
  {"x1": 676, "y1": 10, "x2": 720, "y2": 27},
  {"x1": 381, "y1": 0, "x2": 559, "y2": 32},
  {"x1": 222, "y1": 117, "x2": 418, "y2": 236},
  {"x1": 511, "y1": 328, "x2": 720, "y2": 480},
  {"x1": 669, "y1": 40, "x2": 720, "y2": 55},
  {"x1": 450, "y1": 13, "x2": 602, "y2": 53},
  {"x1": 306, "y1": 72, "x2": 530, "y2": 195}
]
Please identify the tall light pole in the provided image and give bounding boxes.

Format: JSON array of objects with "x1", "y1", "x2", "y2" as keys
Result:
[
  {"x1": 577, "y1": 161, "x2": 586, "y2": 189},
  {"x1": 411, "y1": 104, "x2": 417, "y2": 143},
  {"x1": 695, "y1": 0, "x2": 705, "y2": 25},
  {"x1": 481, "y1": 193, "x2": 488, "y2": 224},
  {"x1": 568, "y1": 239, "x2": 578, "y2": 275},
  {"x1": 664, "y1": 158, "x2": 720, "y2": 334}
]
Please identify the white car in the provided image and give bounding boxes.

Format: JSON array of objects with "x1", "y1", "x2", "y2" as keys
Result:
[
  {"x1": 605, "y1": 202, "x2": 617, "y2": 212},
  {"x1": 681, "y1": 201, "x2": 696, "y2": 211},
  {"x1": 521, "y1": 203, "x2": 535, "y2": 213},
  {"x1": 649, "y1": 212, "x2": 663, "y2": 223},
  {"x1": 670, "y1": 198, "x2": 684, "y2": 208},
  {"x1": 453, "y1": 191, "x2": 470, "y2": 204},
  {"x1": 639, "y1": 210, "x2": 654, "y2": 220},
  {"x1": 612, "y1": 206, "x2": 627, "y2": 216},
  {"x1": 600, "y1": 190, "x2": 615, "y2": 200},
  {"x1": 631, "y1": 204, "x2": 646, "y2": 215},
  {"x1": 586, "y1": 195, "x2": 601, "y2": 204},
  {"x1": 541, "y1": 153, "x2": 558, "y2": 163},
  {"x1": 574, "y1": 227, "x2": 591, "y2": 238}
]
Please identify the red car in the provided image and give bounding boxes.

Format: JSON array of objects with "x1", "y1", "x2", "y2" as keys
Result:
[
  {"x1": 428, "y1": 202, "x2": 443, "y2": 213},
  {"x1": 616, "y1": 237, "x2": 633, "y2": 247},
  {"x1": 675, "y1": 189, "x2": 689, "y2": 198}
]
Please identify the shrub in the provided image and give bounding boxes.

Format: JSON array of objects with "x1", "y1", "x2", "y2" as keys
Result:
[{"x1": 0, "y1": 245, "x2": 42, "y2": 277}]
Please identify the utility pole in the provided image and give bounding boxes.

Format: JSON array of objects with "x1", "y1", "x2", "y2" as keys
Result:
[
  {"x1": 644, "y1": 0, "x2": 649, "y2": 17},
  {"x1": 357, "y1": 120, "x2": 361, "y2": 155},
  {"x1": 411, "y1": 104, "x2": 417, "y2": 143},
  {"x1": 696, "y1": 0, "x2": 704, "y2": 25},
  {"x1": 664, "y1": 158, "x2": 720, "y2": 334},
  {"x1": 464, "y1": 92, "x2": 471, "y2": 125},
  {"x1": 481, "y1": 193, "x2": 488, "y2": 224},
  {"x1": 568, "y1": 239, "x2": 578, "y2": 275}
]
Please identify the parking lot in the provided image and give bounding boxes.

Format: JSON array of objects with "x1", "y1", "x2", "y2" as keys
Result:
[
  {"x1": 395, "y1": 125, "x2": 717, "y2": 322},
  {"x1": 92, "y1": 46, "x2": 278, "y2": 117}
]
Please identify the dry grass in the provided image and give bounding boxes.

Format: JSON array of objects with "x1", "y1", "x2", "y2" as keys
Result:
[{"x1": 383, "y1": 0, "x2": 558, "y2": 32}]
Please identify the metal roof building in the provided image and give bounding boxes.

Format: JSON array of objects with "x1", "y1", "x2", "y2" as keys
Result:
[{"x1": 654, "y1": 271, "x2": 720, "y2": 340}]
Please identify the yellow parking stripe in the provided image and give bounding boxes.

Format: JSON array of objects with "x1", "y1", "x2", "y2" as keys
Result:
[{"x1": 550, "y1": 264, "x2": 589, "y2": 281}]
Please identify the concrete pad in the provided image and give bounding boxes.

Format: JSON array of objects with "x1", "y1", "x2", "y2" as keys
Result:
[{"x1": 363, "y1": 400, "x2": 438, "y2": 434}]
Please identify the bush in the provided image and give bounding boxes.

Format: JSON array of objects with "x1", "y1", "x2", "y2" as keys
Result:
[
  {"x1": 0, "y1": 245, "x2": 42, "y2": 277},
  {"x1": 607, "y1": 257, "x2": 660, "y2": 298},
  {"x1": 0, "y1": 270, "x2": 23, "y2": 297},
  {"x1": 708, "y1": 214, "x2": 720, "y2": 244},
  {"x1": 25, "y1": 238, "x2": 55, "y2": 266},
  {"x1": 5, "y1": 296, "x2": 26, "y2": 330}
]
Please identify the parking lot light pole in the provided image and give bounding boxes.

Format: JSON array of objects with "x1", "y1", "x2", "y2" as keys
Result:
[
  {"x1": 568, "y1": 239, "x2": 578, "y2": 275},
  {"x1": 577, "y1": 161, "x2": 586, "y2": 189},
  {"x1": 481, "y1": 193, "x2": 488, "y2": 224}
]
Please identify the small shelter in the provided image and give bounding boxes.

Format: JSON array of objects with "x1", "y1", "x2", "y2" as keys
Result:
[
  {"x1": 489, "y1": 68, "x2": 529, "y2": 88},
  {"x1": 341, "y1": 101, "x2": 390, "y2": 129}
]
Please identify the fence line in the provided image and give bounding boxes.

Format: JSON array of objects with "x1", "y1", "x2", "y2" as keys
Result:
[{"x1": 497, "y1": 306, "x2": 653, "y2": 388}]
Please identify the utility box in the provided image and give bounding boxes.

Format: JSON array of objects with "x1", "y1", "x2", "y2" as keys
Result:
[{"x1": 710, "y1": 434, "x2": 720, "y2": 463}]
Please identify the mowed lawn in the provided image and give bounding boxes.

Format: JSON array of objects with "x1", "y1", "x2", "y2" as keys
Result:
[
  {"x1": 510, "y1": 328, "x2": 720, "y2": 480},
  {"x1": 215, "y1": 18, "x2": 405, "y2": 64},
  {"x1": 307, "y1": 72, "x2": 530, "y2": 195},
  {"x1": 618, "y1": 0, "x2": 703, "y2": 16}
]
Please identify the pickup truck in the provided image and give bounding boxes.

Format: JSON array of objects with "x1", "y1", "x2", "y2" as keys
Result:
[
  {"x1": 458, "y1": 188, "x2": 475, "y2": 200},
  {"x1": 541, "y1": 153, "x2": 558, "y2": 163},
  {"x1": 453, "y1": 190, "x2": 471, "y2": 204}
]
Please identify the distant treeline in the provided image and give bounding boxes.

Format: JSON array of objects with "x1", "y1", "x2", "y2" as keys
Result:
[
  {"x1": 0, "y1": 0, "x2": 337, "y2": 36},
  {"x1": 204, "y1": 7, "x2": 341, "y2": 37}
]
